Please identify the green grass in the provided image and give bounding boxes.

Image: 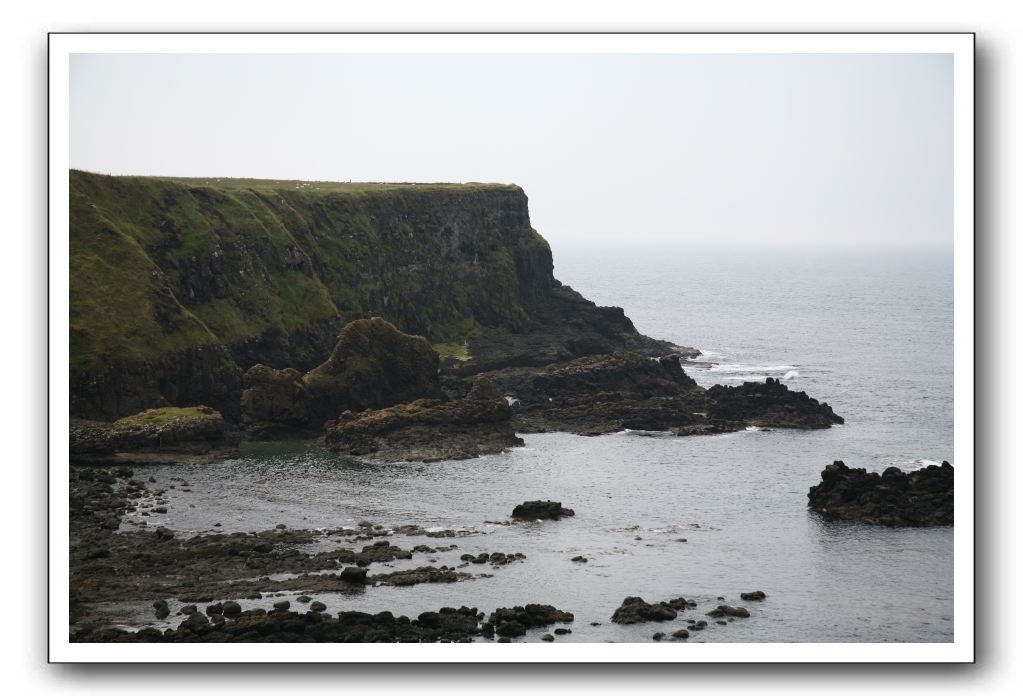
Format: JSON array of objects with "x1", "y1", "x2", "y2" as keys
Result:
[
  {"x1": 140, "y1": 175, "x2": 520, "y2": 195},
  {"x1": 433, "y1": 342, "x2": 471, "y2": 362},
  {"x1": 70, "y1": 169, "x2": 542, "y2": 380}
]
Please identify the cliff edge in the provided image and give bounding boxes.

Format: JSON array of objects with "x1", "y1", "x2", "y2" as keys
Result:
[{"x1": 70, "y1": 171, "x2": 680, "y2": 420}]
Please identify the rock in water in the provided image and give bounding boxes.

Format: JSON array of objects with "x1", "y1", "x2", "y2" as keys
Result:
[
  {"x1": 324, "y1": 374, "x2": 521, "y2": 461},
  {"x1": 610, "y1": 597, "x2": 678, "y2": 624},
  {"x1": 70, "y1": 406, "x2": 229, "y2": 460},
  {"x1": 339, "y1": 566, "x2": 369, "y2": 584},
  {"x1": 740, "y1": 591, "x2": 766, "y2": 601},
  {"x1": 807, "y1": 460, "x2": 953, "y2": 526},
  {"x1": 511, "y1": 500, "x2": 575, "y2": 520},
  {"x1": 706, "y1": 377, "x2": 844, "y2": 429}
]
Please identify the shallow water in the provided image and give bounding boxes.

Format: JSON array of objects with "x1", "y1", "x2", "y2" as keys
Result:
[{"x1": 118, "y1": 247, "x2": 954, "y2": 643}]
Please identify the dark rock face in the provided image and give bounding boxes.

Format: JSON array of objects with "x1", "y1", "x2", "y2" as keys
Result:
[
  {"x1": 324, "y1": 374, "x2": 521, "y2": 461},
  {"x1": 707, "y1": 377, "x2": 843, "y2": 429},
  {"x1": 511, "y1": 501, "x2": 575, "y2": 520},
  {"x1": 807, "y1": 460, "x2": 953, "y2": 526},
  {"x1": 238, "y1": 365, "x2": 309, "y2": 438},
  {"x1": 610, "y1": 597, "x2": 678, "y2": 624}
]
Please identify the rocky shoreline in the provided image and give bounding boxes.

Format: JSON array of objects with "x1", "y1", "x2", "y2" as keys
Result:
[
  {"x1": 70, "y1": 466, "x2": 777, "y2": 643},
  {"x1": 70, "y1": 319, "x2": 845, "y2": 464}
]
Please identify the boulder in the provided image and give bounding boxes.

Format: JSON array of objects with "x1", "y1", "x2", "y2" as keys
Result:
[
  {"x1": 511, "y1": 500, "x2": 575, "y2": 520},
  {"x1": 340, "y1": 566, "x2": 369, "y2": 584},
  {"x1": 610, "y1": 596, "x2": 678, "y2": 624},
  {"x1": 706, "y1": 605, "x2": 750, "y2": 618}
]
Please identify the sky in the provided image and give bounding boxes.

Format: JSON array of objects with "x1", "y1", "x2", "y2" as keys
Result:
[{"x1": 70, "y1": 53, "x2": 953, "y2": 251}]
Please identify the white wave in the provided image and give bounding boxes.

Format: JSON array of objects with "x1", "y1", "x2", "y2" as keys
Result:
[
  {"x1": 708, "y1": 363, "x2": 795, "y2": 374},
  {"x1": 782, "y1": 370, "x2": 800, "y2": 380},
  {"x1": 504, "y1": 395, "x2": 520, "y2": 406},
  {"x1": 744, "y1": 425, "x2": 763, "y2": 432},
  {"x1": 879, "y1": 457, "x2": 946, "y2": 471}
]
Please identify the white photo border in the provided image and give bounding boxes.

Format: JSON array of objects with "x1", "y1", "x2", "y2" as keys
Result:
[{"x1": 49, "y1": 31, "x2": 975, "y2": 664}]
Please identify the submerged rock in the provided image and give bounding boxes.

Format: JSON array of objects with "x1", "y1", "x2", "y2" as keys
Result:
[{"x1": 807, "y1": 460, "x2": 953, "y2": 526}]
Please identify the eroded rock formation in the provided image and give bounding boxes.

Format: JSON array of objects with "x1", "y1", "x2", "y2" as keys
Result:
[{"x1": 807, "y1": 460, "x2": 953, "y2": 526}]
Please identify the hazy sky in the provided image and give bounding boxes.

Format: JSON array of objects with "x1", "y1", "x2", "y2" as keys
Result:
[{"x1": 70, "y1": 53, "x2": 953, "y2": 250}]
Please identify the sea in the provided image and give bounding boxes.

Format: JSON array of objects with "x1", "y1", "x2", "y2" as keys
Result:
[{"x1": 115, "y1": 246, "x2": 955, "y2": 643}]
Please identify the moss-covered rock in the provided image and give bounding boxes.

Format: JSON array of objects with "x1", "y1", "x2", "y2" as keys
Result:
[
  {"x1": 238, "y1": 365, "x2": 309, "y2": 438},
  {"x1": 304, "y1": 318, "x2": 442, "y2": 420},
  {"x1": 70, "y1": 406, "x2": 227, "y2": 457},
  {"x1": 238, "y1": 318, "x2": 443, "y2": 436}
]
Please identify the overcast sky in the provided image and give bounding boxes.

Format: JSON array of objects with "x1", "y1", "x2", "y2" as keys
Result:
[{"x1": 70, "y1": 53, "x2": 953, "y2": 250}]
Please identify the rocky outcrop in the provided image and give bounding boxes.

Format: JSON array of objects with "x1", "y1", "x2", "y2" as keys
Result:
[
  {"x1": 511, "y1": 500, "x2": 575, "y2": 520},
  {"x1": 483, "y1": 605, "x2": 575, "y2": 638},
  {"x1": 498, "y1": 354, "x2": 842, "y2": 436},
  {"x1": 610, "y1": 596, "x2": 688, "y2": 624},
  {"x1": 707, "y1": 377, "x2": 843, "y2": 429},
  {"x1": 70, "y1": 406, "x2": 233, "y2": 463},
  {"x1": 239, "y1": 318, "x2": 441, "y2": 437},
  {"x1": 807, "y1": 460, "x2": 953, "y2": 526},
  {"x1": 303, "y1": 317, "x2": 442, "y2": 421},
  {"x1": 238, "y1": 365, "x2": 309, "y2": 438},
  {"x1": 323, "y1": 375, "x2": 521, "y2": 461}
]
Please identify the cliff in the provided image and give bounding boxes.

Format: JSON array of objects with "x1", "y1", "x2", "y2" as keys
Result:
[{"x1": 70, "y1": 171, "x2": 673, "y2": 420}]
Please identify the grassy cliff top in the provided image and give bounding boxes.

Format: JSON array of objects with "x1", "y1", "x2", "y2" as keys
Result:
[{"x1": 72, "y1": 171, "x2": 522, "y2": 196}]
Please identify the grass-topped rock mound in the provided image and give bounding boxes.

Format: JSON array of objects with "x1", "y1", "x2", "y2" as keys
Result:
[
  {"x1": 304, "y1": 317, "x2": 442, "y2": 419},
  {"x1": 70, "y1": 406, "x2": 231, "y2": 462},
  {"x1": 240, "y1": 318, "x2": 442, "y2": 438},
  {"x1": 324, "y1": 374, "x2": 521, "y2": 461}
]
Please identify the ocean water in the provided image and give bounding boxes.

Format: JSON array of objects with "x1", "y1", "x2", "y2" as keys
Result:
[{"x1": 117, "y1": 247, "x2": 954, "y2": 643}]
